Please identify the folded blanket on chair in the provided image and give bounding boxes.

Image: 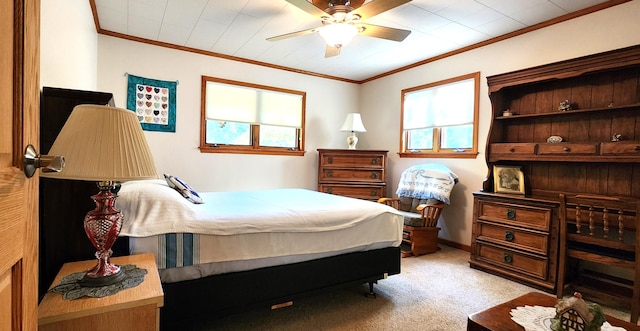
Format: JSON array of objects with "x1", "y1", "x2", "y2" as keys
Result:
[{"x1": 395, "y1": 164, "x2": 458, "y2": 204}]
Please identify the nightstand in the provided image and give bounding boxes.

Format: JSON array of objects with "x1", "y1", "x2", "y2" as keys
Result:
[{"x1": 38, "y1": 253, "x2": 164, "y2": 331}]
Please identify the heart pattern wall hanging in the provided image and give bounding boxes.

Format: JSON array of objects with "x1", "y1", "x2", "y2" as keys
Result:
[{"x1": 126, "y1": 74, "x2": 177, "y2": 132}]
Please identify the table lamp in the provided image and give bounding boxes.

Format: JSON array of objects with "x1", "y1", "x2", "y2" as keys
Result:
[
  {"x1": 41, "y1": 104, "x2": 157, "y2": 286},
  {"x1": 340, "y1": 113, "x2": 366, "y2": 150}
]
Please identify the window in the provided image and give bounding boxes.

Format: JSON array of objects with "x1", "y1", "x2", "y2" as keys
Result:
[
  {"x1": 200, "y1": 76, "x2": 305, "y2": 156},
  {"x1": 400, "y1": 72, "x2": 480, "y2": 158}
]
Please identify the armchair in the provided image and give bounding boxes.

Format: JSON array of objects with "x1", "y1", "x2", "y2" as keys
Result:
[
  {"x1": 379, "y1": 163, "x2": 457, "y2": 257},
  {"x1": 379, "y1": 197, "x2": 444, "y2": 257}
]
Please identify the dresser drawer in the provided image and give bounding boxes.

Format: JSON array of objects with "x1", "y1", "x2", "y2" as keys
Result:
[
  {"x1": 477, "y1": 201, "x2": 551, "y2": 231},
  {"x1": 476, "y1": 222, "x2": 548, "y2": 255},
  {"x1": 537, "y1": 143, "x2": 597, "y2": 155},
  {"x1": 319, "y1": 153, "x2": 385, "y2": 169},
  {"x1": 319, "y1": 168, "x2": 384, "y2": 183},
  {"x1": 318, "y1": 184, "x2": 385, "y2": 200},
  {"x1": 476, "y1": 243, "x2": 548, "y2": 280}
]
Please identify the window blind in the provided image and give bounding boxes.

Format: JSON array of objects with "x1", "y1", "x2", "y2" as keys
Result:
[{"x1": 205, "y1": 81, "x2": 303, "y2": 128}]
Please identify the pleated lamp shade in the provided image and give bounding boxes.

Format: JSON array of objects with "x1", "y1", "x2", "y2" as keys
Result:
[
  {"x1": 41, "y1": 104, "x2": 158, "y2": 181},
  {"x1": 339, "y1": 113, "x2": 367, "y2": 133}
]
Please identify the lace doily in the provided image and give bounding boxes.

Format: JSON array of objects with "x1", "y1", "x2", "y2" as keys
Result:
[
  {"x1": 510, "y1": 305, "x2": 626, "y2": 331},
  {"x1": 50, "y1": 264, "x2": 147, "y2": 300}
]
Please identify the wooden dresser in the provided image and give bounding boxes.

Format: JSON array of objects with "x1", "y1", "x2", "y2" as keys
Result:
[
  {"x1": 470, "y1": 45, "x2": 640, "y2": 293},
  {"x1": 317, "y1": 149, "x2": 387, "y2": 201},
  {"x1": 471, "y1": 192, "x2": 558, "y2": 291}
]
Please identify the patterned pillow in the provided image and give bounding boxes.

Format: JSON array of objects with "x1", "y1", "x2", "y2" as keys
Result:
[{"x1": 164, "y1": 174, "x2": 204, "y2": 204}]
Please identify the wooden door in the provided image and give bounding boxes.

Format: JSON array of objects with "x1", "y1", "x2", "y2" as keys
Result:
[{"x1": 0, "y1": 0, "x2": 40, "y2": 330}]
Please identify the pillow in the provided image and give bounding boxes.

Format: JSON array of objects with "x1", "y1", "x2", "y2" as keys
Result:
[{"x1": 164, "y1": 174, "x2": 204, "y2": 204}]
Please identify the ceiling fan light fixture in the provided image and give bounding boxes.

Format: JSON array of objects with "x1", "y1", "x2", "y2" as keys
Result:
[{"x1": 319, "y1": 23, "x2": 358, "y2": 48}]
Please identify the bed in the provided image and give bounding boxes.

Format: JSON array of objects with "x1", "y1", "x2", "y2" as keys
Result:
[{"x1": 114, "y1": 178, "x2": 403, "y2": 328}]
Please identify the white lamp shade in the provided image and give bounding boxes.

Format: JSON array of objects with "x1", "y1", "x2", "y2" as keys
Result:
[
  {"x1": 41, "y1": 104, "x2": 158, "y2": 181},
  {"x1": 340, "y1": 113, "x2": 367, "y2": 132},
  {"x1": 319, "y1": 23, "x2": 358, "y2": 47}
]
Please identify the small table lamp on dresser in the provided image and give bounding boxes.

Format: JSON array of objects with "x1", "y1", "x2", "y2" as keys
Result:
[
  {"x1": 340, "y1": 112, "x2": 366, "y2": 149},
  {"x1": 40, "y1": 104, "x2": 157, "y2": 287}
]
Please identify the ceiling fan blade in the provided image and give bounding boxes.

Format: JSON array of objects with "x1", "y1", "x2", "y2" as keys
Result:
[
  {"x1": 359, "y1": 23, "x2": 411, "y2": 41},
  {"x1": 325, "y1": 45, "x2": 341, "y2": 58},
  {"x1": 267, "y1": 27, "x2": 320, "y2": 42},
  {"x1": 351, "y1": 0, "x2": 411, "y2": 20},
  {"x1": 312, "y1": 0, "x2": 365, "y2": 9},
  {"x1": 286, "y1": 0, "x2": 328, "y2": 19}
]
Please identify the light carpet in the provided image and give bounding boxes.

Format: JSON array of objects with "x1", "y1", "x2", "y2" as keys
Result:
[{"x1": 188, "y1": 245, "x2": 633, "y2": 330}]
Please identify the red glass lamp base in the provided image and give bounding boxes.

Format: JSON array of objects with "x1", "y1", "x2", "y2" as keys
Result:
[{"x1": 81, "y1": 183, "x2": 126, "y2": 287}]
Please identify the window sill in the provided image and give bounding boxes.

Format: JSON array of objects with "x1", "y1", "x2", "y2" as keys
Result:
[
  {"x1": 199, "y1": 146, "x2": 305, "y2": 156},
  {"x1": 398, "y1": 151, "x2": 478, "y2": 159}
]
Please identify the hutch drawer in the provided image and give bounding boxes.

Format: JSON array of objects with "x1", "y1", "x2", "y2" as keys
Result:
[
  {"x1": 475, "y1": 221, "x2": 548, "y2": 255},
  {"x1": 537, "y1": 143, "x2": 598, "y2": 155},
  {"x1": 475, "y1": 243, "x2": 548, "y2": 281},
  {"x1": 601, "y1": 141, "x2": 640, "y2": 155},
  {"x1": 317, "y1": 149, "x2": 387, "y2": 201},
  {"x1": 490, "y1": 143, "x2": 537, "y2": 155},
  {"x1": 476, "y1": 200, "x2": 552, "y2": 232}
]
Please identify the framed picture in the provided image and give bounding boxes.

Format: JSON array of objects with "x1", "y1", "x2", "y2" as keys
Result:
[{"x1": 493, "y1": 165, "x2": 525, "y2": 194}]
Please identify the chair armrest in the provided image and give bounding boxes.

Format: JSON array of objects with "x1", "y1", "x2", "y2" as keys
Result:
[{"x1": 377, "y1": 197, "x2": 400, "y2": 209}]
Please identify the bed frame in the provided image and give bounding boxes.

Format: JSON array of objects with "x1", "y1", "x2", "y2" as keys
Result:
[{"x1": 159, "y1": 246, "x2": 401, "y2": 329}]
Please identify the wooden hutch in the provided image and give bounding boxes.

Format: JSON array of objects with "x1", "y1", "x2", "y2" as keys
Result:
[{"x1": 470, "y1": 45, "x2": 640, "y2": 294}]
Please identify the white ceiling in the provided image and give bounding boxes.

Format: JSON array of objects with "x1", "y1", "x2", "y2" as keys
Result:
[{"x1": 93, "y1": 0, "x2": 615, "y2": 82}]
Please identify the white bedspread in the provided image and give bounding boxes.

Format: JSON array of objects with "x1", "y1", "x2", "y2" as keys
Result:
[
  {"x1": 118, "y1": 182, "x2": 401, "y2": 237},
  {"x1": 116, "y1": 180, "x2": 403, "y2": 281}
]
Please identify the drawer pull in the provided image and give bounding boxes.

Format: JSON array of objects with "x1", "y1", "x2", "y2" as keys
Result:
[
  {"x1": 326, "y1": 188, "x2": 333, "y2": 194},
  {"x1": 370, "y1": 189, "x2": 378, "y2": 196},
  {"x1": 509, "y1": 148, "x2": 515, "y2": 152},
  {"x1": 503, "y1": 253, "x2": 513, "y2": 264},
  {"x1": 505, "y1": 231, "x2": 515, "y2": 242},
  {"x1": 635, "y1": 146, "x2": 640, "y2": 151},
  {"x1": 371, "y1": 158, "x2": 379, "y2": 165},
  {"x1": 326, "y1": 170, "x2": 333, "y2": 177},
  {"x1": 327, "y1": 156, "x2": 333, "y2": 164},
  {"x1": 506, "y1": 208, "x2": 516, "y2": 220},
  {"x1": 371, "y1": 172, "x2": 378, "y2": 179},
  {"x1": 563, "y1": 147, "x2": 570, "y2": 152}
]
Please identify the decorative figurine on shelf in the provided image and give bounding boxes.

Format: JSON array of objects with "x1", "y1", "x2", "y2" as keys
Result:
[
  {"x1": 551, "y1": 292, "x2": 606, "y2": 331},
  {"x1": 559, "y1": 100, "x2": 573, "y2": 111},
  {"x1": 611, "y1": 133, "x2": 623, "y2": 142},
  {"x1": 502, "y1": 109, "x2": 513, "y2": 116}
]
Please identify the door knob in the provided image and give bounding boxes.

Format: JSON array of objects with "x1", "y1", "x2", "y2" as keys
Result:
[{"x1": 23, "y1": 144, "x2": 64, "y2": 178}]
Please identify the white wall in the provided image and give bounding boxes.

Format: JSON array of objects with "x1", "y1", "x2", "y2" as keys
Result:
[
  {"x1": 42, "y1": 0, "x2": 640, "y2": 247},
  {"x1": 96, "y1": 36, "x2": 360, "y2": 191},
  {"x1": 40, "y1": 0, "x2": 97, "y2": 89},
  {"x1": 361, "y1": 0, "x2": 640, "y2": 246}
]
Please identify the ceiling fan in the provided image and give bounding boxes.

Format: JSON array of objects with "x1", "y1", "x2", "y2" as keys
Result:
[{"x1": 267, "y1": 0, "x2": 412, "y2": 58}]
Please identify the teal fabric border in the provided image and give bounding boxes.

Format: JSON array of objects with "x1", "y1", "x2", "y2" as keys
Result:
[{"x1": 126, "y1": 74, "x2": 177, "y2": 132}]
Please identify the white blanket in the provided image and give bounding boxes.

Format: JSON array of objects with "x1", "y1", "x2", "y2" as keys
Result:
[
  {"x1": 117, "y1": 180, "x2": 402, "y2": 237},
  {"x1": 395, "y1": 163, "x2": 458, "y2": 204}
]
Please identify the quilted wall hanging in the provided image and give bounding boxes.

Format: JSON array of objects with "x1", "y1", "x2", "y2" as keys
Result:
[{"x1": 126, "y1": 74, "x2": 177, "y2": 132}]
